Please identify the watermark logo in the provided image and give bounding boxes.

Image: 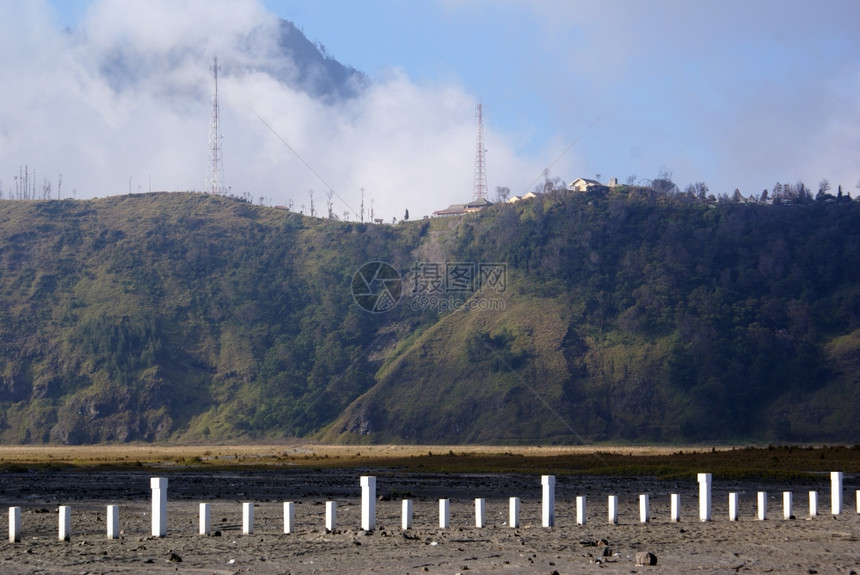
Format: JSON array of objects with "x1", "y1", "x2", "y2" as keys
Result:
[
  {"x1": 353, "y1": 261, "x2": 507, "y2": 313},
  {"x1": 351, "y1": 261, "x2": 403, "y2": 313},
  {"x1": 409, "y1": 262, "x2": 506, "y2": 313}
]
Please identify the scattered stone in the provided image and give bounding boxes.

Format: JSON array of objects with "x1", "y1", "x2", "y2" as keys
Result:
[
  {"x1": 167, "y1": 552, "x2": 182, "y2": 563},
  {"x1": 602, "y1": 546, "x2": 613, "y2": 557},
  {"x1": 213, "y1": 530, "x2": 222, "y2": 537},
  {"x1": 635, "y1": 551, "x2": 657, "y2": 566}
]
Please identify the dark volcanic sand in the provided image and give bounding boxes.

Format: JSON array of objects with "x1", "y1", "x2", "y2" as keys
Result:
[{"x1": 0, "y1": 469, "x2": 857, "y2": 574}]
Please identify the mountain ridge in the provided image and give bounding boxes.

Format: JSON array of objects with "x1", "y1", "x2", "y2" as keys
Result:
[{"x1": 0, "y1": 190, "x2": 858, "y2": 444}]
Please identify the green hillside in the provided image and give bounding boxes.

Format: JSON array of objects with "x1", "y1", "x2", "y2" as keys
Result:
[{"x1": 0, "y1": 191, "x2": 858, "y2": 444}]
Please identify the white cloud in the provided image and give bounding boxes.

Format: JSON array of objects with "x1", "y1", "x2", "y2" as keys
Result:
[
  {"x1": 0, "y1": 0, "x2": 547, "y2": 217},
  {"x1": 6, "y1": 0, "x2": 856, "y2": 213}
]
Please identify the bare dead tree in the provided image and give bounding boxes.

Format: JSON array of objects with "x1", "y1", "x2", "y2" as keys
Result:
[{"x1": 495, "y1": 186, "x2": 510, "y2": 202}]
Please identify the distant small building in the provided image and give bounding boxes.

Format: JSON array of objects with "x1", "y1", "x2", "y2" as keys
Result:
[
  {"x1": 432, "y1": 197, "x2": 493, "y2": 217},
  {"x1": 465, "y1": 197, "x2": 492, "y2": 211},
  {"x1": 507, "y1": 191, "x2": 539, "y2": 204},
  {"x1": 569, "y1": 178, "x2": 605, "y2": 193},
  {"x1": 432, "y1": 203, "x2": 468, "y2": 216}
]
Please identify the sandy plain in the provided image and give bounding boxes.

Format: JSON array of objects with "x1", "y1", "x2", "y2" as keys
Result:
[{"x1": 0, "y1": 445, "x2": 857, "y2": 575}]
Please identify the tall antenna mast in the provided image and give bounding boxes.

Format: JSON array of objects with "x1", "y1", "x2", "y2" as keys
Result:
[
  {"x1": 206, "y1": 56, "x2": 224, "y2": 194},
  {"x1": 472, "y1": 103, "x2": 488, "y2": 201}
]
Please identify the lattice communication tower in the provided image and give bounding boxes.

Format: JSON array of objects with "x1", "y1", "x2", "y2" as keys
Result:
[
  {"x1": 472, "y1": 103, "x2": 488, "y2": 201},
  {"x1": 206, "y1": 56, "x2": 224, "y2": 194}
]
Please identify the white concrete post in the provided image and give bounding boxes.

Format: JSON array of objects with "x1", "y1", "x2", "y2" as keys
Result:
[
  {"x1": 576, "y1": 495, "x2": 587, "y2": 525},
  {"x1": 698, "y1": 473, "x2": 712, "y2": 522},
  {"x1": 509, "y1": 497, "x2": 520, "y2": 528},
  {"x1": 541, "y1": 475, "x2": 555, "y2": 528},
  {"x1": 325, "y1": 501, "x2": 336, "y2": 532},
  {"x1": 8, "y1": 507, "x2": 20, "y2": 543},
  {"x1": 106, "y1": 505, "x2": 119, "y2": 539},
  {"x1": 639, "y1": 494, "x2": 650, "y2": 523},
  {"x1": 283, "y1": 502, "x2": 295, "y2": 534},
  {"x1": 856, "y1": 490, "x2": 860, "y2": 514},
  {"x1": 728, "y1": 493, "x2": 739, "y2": 521},
  {"x1": 671, "y1": 493, "x2": 681, "y2": 522},
  {"x1": 475, "y1": 498, "x2": 486, "y2": 528},
  {"x1": 150, "y1": 477, "x2": 168, "y2": 537},
  {"x1": 360, "y1": 476, "x2": 376, "y2": 531},
  {"x1": 783, "y1": 492, "x2": 793, "y2": 520},
  {"x1": 402, "y1": 499, "x2": 413, "y2": 530},
  {"x1": 242, "y1": 502, "x2": 254, "y2": 535},
  {"x1": 199, "y1": 503, "x2": 210, "y2": 535},
  {"x1": 809, "y1": 491, "x2": 818, "y2": 517},
  {"x1": 757, "y1": 491, "x2": 768, "y2": 520},
  {"x1": 831, "y1": 471, "x2": 843, "y2": 515},
  {"x1": 439, "y1": 499, "x2": 450, "y2": 529},
  {"x1": 607, "y1": 495, "x2": 618, "y2": 524},
  {"x1": 58, "y1": 505, "x2": 71, "y2": 541}
]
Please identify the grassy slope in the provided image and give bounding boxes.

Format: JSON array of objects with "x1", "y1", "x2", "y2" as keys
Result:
[
  {"x1": 319, "y1": 281, "x2": 573, "y2": 443},
  {"x1": 325, "y1": 192, "x2": 860, "y2": 445},
  {"x1": 0, "y1": 193, "x2": 418, "y2": 443},
  {"x1": 1, "y1": 191, "x2": 859, "y2": 445}
]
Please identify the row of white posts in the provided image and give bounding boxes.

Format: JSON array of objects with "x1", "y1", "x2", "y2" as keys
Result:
[{"x1": 8, "y1": 472, "x2": 857, "y2": 542}]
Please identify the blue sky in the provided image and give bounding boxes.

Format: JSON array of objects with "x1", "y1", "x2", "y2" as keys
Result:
[
  {"x1": 4, "y1": 0, "x2": 859, "y2": 218},
  {"x1": 261, "y1": 0, "x2": 860, "y2": 193}
]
